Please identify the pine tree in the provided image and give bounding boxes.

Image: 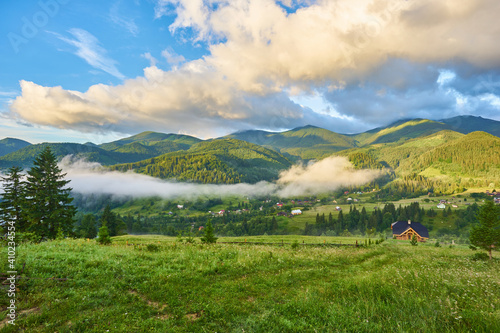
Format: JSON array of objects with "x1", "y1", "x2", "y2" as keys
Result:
[
  {"x1": 0, "y1": 166, "x2": 27, "y2": 233},
  {"x1": 469, "y1": 201, "x2": 500, "y2": 260},
  {"x1": 410, "y1": 234, "x2": 418, "y2": 246},
  {"x1": 100, "y1": 204, "x2": 125, "y2": 237},
  {"x1": 201, "y1": 220, "x2": 217, "y2": 244},
  {"x1": 96, "y1": 225, "x2": 112, "y2": 245},
  {"x1": 78, "y1": 213, "x2": 97, "y2": 239},
  {"x1": 24, "y1": 147, "x2": 76, "y2": 239}
]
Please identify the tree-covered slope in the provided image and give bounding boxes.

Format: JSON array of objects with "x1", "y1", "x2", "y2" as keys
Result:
[
  {"x1": 351, "y1": 119, "x2": 453, "y2": 146},
  {"x1": 227, "y1": 125, "x2": 357, "y2": 159},
  {"x1": 109, "y1": 138, "x2": 292, "y2": 184},
  {"x1": 99, "y1": 131, "x2": 200, "y2": 151},
  {"x1": 0, "y1": 138, "x2": 31, "y2": 157},
  {"x1": 401, "y1": 131, "x2": 500, "y2": 181},
  {"x1": 0, "y1": 143, "x2": 122, "y2": 168}
]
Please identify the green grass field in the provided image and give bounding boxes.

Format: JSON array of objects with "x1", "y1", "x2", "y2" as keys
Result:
[{"x1": 2, "y1": 235, "x2": 499, "y2": 332}]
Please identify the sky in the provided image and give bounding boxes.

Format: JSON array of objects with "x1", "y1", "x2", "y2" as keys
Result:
[{"x1": 1, "y1": 0, "x2": 500, "y2": 144}]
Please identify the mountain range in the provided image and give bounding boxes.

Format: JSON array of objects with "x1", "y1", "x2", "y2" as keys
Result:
[{"x1": 1, "y1": 115, "x2": 499, "y2": 189}]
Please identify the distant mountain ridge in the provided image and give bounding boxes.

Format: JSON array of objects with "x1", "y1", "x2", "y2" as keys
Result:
[
  {"x1": 0, "y1": 138, "x2": 31, "y2": 157},
  {"x1": 1, "y1": 116, "x2": 498, "y2": 183}
]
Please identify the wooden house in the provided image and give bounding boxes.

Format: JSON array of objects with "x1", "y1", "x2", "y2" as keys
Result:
[{"x1": 391, "y1": 220, "x2": 429, "y2": 242}]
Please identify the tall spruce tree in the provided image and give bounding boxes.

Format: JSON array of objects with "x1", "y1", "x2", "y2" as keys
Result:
[
  {"x1": 469, "y1": 201, "x2": 500, "y2": 260},
  {"x1": 100, "y1": 204, "x2": 125, "y2": 236},
  {"x1": 24, "y1": 147, "x2": 76, "y2": 239},
  {"x1": 0, "y1": 166, "x2": 27, "y2": 233}
]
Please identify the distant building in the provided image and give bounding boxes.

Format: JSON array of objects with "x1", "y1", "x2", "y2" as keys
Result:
[
  {"x1": 177, "y1": 205, "x2": 184, "y2": 209},
  {"x1": 335, "y1": 206, "x2": 342, "y2": 211},
  {"x1": 437, "y1": 203, "x2": 446, "y2": 209},
  {"x1": 391, "y1": 220, "x2": 429, "y2": 242},
  {"x1": 291, "y1": 209, "x2": 302, "y2": 215}
]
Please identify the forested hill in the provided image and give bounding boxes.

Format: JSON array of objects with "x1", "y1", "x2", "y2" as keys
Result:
[
  {"x1": 99, "y1": 131, "x2": 201, "y2": 151},
  {"x1": 109, "y1": 138, "x2": 292, "y2": 184},
  {"x1": 226, "y1": 125, "x2": 358, "y2": 159},
  {"x1": 0, "y1": 138, "x2": 31, "y2": 157},
  {"x1": 401, "y1": 131, "x2": 500, "y2": 181},
  {"x1": 0, "y1": 143, "x2": 124, "y2": 168},
  {"x1": 0, "y1": 142, "x2": 180, "y2": 169}
]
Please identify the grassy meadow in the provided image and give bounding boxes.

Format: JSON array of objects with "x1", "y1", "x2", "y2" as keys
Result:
[{"x1": 1, "y1": 236, "x2": 499, "y2": 332}]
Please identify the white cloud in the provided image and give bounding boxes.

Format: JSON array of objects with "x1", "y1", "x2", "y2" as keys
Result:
[
  {"x1": 55, "y1": 28, "x2": 125, "y2": 80},
  {"x1": 161, "y1": 48, "x2": 185, "y2": 65},
  {"x1": 110, "y1": 2, "x2": 139, "y2": 36},
  {"x1": 9, "y1": 0, "x2": 500, "y2": 136}
]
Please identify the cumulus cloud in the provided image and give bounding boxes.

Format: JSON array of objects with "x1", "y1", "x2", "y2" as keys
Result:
[
  {"x1": 60, "y1": 156, "x2": 382, "y2": 199},
  {"x1": 9, "y1": 0, "x2": 500, "y2": 136}
]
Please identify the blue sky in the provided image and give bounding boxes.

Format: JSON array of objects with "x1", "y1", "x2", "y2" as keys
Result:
[{"x1": 1, "y1": 0, "x2": 500, "y2": 143}]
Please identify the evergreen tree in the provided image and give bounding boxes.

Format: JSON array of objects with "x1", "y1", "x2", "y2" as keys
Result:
[
  {"x1": 469, "y1": 201, "x2": 500, "y2": 260},
  {"x1": 24, "y1": 147, "x2": 76, "y2": 239},
  {"x1": 201, "y1": 220, "x2": 217, "y2": 243},
  {"x1": 100, "y1": 204, "x2": 125, "y2": 236},
  {"x1": 96, "y1": 225, "x2": 112, "y2": 245},
  {"x1": 0, "y1": 166, "x2": 27, "y2": 233},
  {"x1": 78, "y1": 213, "x2": 97, "y2": 239}
]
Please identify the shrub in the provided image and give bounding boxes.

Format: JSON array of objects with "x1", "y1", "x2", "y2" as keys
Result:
[
  {"x1": 434, "y1": 241, "x2": 441, "y2": 247},
  {"x1": 410, "y1": 234, "x2": 418, "y2": 246},
  {"x1": 291, "y1": 240, "x2": 299, "y2": 250}
]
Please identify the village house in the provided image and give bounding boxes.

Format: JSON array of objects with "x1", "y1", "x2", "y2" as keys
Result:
[
  {"x1": 437, "y1": 203, "x2": 446, "y2": 209},
  {"x1": 291, "y1": 209, "x2": 302, "y2": 215},
  {"x1": 391, "y1": 220, "x2": 429, "y2": 242}
]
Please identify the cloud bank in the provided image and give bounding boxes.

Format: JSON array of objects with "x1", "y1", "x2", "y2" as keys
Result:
[
  {"x1": 60, "y1": 156, "x2": 382, "y2": 199},
  {"x1": 9, "y1": 0, "x2": 500, "y2": 137}
]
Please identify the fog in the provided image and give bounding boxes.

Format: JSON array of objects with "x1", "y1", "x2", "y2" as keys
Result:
[{"x1": 56, "y1": 155, "x2": 383, "y2": 199}]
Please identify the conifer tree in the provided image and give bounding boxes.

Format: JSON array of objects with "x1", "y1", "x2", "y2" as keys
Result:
[
  {"x1": 100, "y1": 204, "x2": 125, "y2": 237},
  {"x1": 96, "y1": 224, "x2": 112, "y2": 245},
  {"x1": 201, "y1": 220, "x2": 218, "y2": 244},
  {"x1": 24, "y1": 147, "x2": 76, "y2": 239},
  {"x1": 78, "y1": 213, "x2": 97, "y2": 239},
  {"x1": 0, "y1": 166, "x2": 27, "y2": 233},
  {"x1": 469, "y1": 201, "x2": 500, "y2": 260}
]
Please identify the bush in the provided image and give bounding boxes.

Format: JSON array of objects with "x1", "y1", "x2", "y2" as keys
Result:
[
  {"x1": 434, "y1": 241, "x2": 441, "y2": 247},
  {"x1": 291, "y1": 240, "x2": 299, "y2": 250},
  {"x1": 410, "y1": 234, "x2": 418, "y2": 246},
  {"x1": 471, "y1": 252, "x2": 489, "y2": 261},
  {"x1": 146, "y1": 244, "x2": 160, "y2": 252}
]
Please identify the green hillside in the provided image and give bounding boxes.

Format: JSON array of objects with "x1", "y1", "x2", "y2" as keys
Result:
[
  {"x1": 403, "y1": 131, "x2": 500, "y2": 185},
  {"x1": 99, "y1": 131, "x2": 200, "y2": 151},
  {"x1": 352, "y1": 119, "x2": 453, "y2": 146},
  {"x1": 227, "y1": 125, "x2": 357, "y2": 159},
  {"x1": 0, "y1": 143, "x2": 125, "y2": 168},
  {"x1": 339, "y1": 130, "x2": 465, "y2": 169},
  {"x1": 109, "y1": 138, "x2": 292, "y2": 184},
  {"x1": 0, "y1": 137, "x2": 31, "y2": 157},
  {"x1": 0, "y1": 141, "x2": 178, "y2": 169}
]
